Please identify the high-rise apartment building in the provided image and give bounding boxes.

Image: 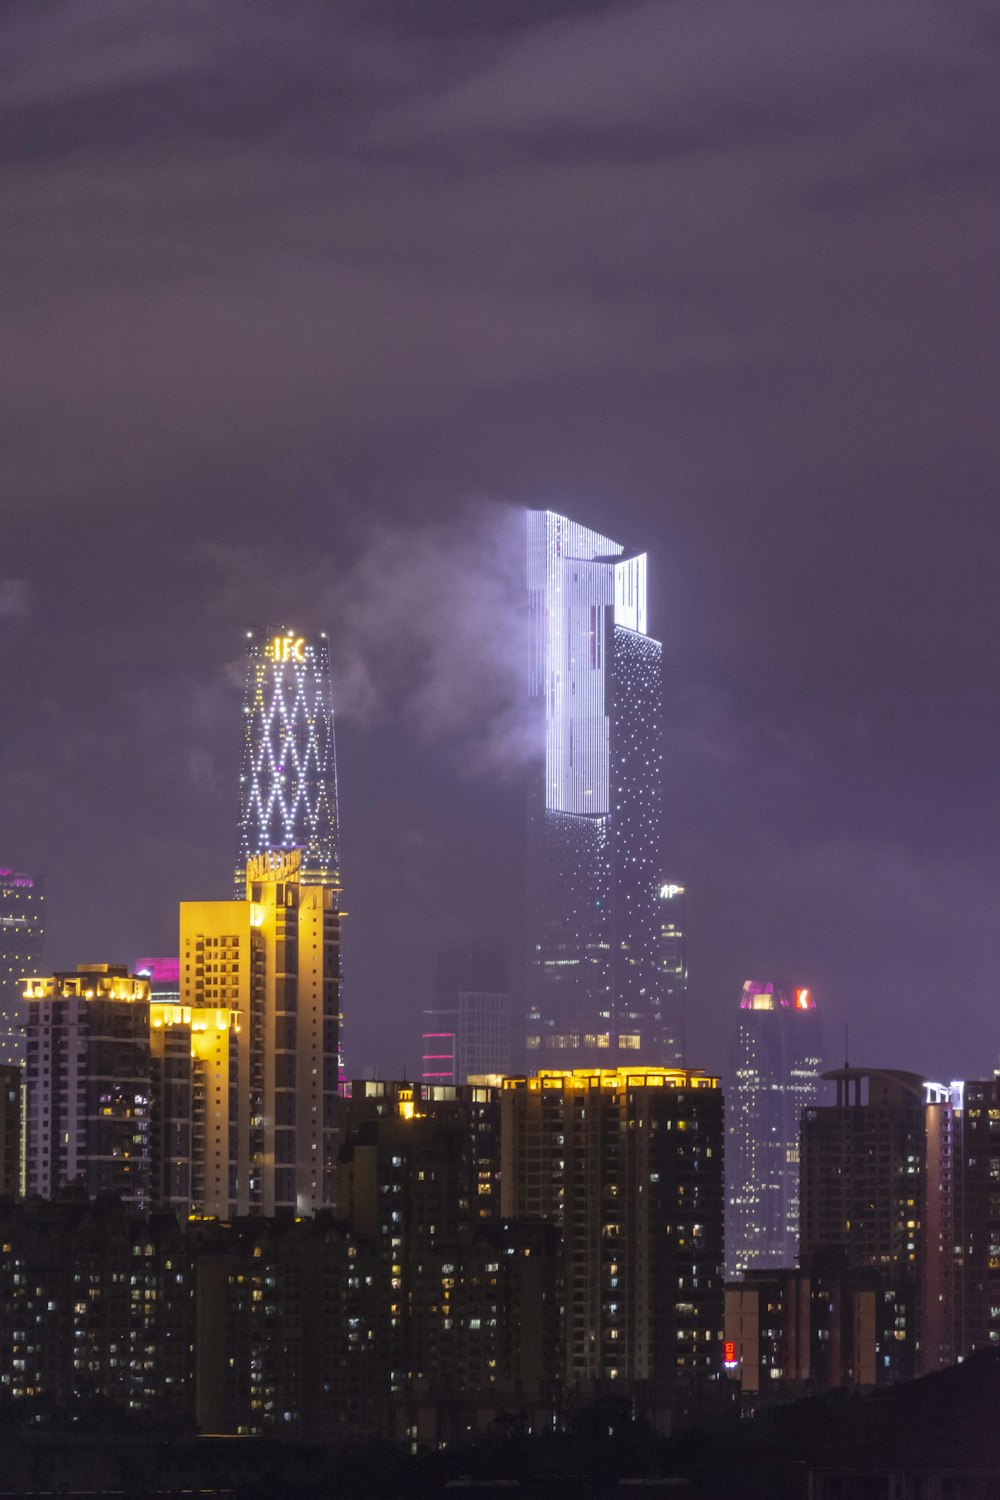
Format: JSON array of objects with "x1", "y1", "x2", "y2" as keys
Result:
[
  {"x1": 337, "y1": 1079, "x2": 499, "y2": 1435},
  {"x1": 725, "y1": 1262, "x2": 918, "y2": 1401},
  {"x1": 421, "y1": 947, "x2": 511, "y2": 1085},
  {"x1": 149, "y1": 1000, "x2": 240, "y2": 1217},
  {"x1": 798, "y1": 1066, "x2": 935, "y2": 1380},
  {"x1": 234, "y1": 630, "x2": 341, "y2": 897},
  {"x1": 0, "y1": 869, "x2": 44, "y2": 1067},
  {"x1": 800, "y1": 1068, "x2": 927, "y2": 1279},
  {"x1": 794, "y1": 1067, "x2": 1000, "y2": 1381},
  {"x1": 948, "y1": 1076, "x2": 1000, "y2": 1363},
  {"x1": 181, "y1": 849, "x2": 341, "y2": 1217},
  {"x1": 726, "y1": 982, "x2": 822, "y2": 1277},
  {"x1": 527, "y1": 511, "x2": 670, "y2": 1070},
  {"x1": 23, "y1": 965, "x2": 152, "y2": 1209},
  {"x1": 0, "y1": 1062, "x2": 20, "y2": 1196},
  {"x1": 501, "y1": 1065, "x2": 725, "y2": 1415}
]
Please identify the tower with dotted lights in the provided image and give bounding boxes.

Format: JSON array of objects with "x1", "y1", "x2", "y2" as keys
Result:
[
  {"x1": 0, "y1": 869, "x2": 45, "y2": 1067},
  {"x1": 235, "y1": 630, "x2": 341, "y2": 897},
  {"x1": 526, "y1": 511, "x2": 667, "y2": 1070}
]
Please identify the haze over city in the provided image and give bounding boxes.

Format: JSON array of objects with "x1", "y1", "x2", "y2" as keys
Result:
[{"x1": 3, "y1": 0, "x2": 1000, "y2": 1084}]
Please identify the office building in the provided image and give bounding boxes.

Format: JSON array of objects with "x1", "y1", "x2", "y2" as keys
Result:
[
  {"x1": 726, "y1": 982, "x2": 823, "y2": 1277},
  {"x1": 527, "y1": 512, "x2": 669, "y2": 1070},
  {"x1": 234, "y1": 629, "x2": 341, "y2": 896},
  {"x1": 501, "y1": 1065, "x2": 725, "y2": 1417},
  {"x1": 23, "y1": 965, "x2": 152, "y2": 1210},
  {"x1": 421, "y1": 946, "x2": 511, "y2": 1084},
  {"x1": 0, "y1": 868, "x2": 44, "y2": 1067},
  {"x1": 655, "y1": 882, "x2": 687, "y2": 1065},
  {"x1": 181, "y1": 848, "x2": 341, "y2": 1217}
]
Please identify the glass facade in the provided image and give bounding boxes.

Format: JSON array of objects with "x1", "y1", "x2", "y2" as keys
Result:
[
  {"x1": 726, "y1": 982, "x2": 823, "y2": 1276},
  {"x1": 422, "y1": 949, "x2": 510, "y2": 1085},
  {"x1": 0, "y1": 868, "x2": 45, "y2": 1068},
  {"x1": 526, "y1": 511, "x2": 669, "y2": 1069},
  {"x1": 655, "y1": 882, "x2": 687, "y2": 1066},
  {"x1": 234, "y1": 631, "x2": 341, "y2": 896}
]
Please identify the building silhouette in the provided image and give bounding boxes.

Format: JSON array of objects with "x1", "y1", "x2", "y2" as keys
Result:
[
  {"x1": 0, "y1": 868, "x2": 44, "y2": 1067},
  {"x1": 421, "y1": 947, "x2": 510, "y2": 1084},
  {"x1": 526, "y1": 511, "x2": 671, "y2": 1070},
  {"x1": 726, "y1": 981, "x2": 823, "y2": 1277}
]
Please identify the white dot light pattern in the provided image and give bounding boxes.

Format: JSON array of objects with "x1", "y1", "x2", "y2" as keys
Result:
[
  {"x1": 234, "y1": 632, "x2": 341, "y2": 896},
  {"x1": 527, "y1": 511, "x2": 673, "y2": 1072}
]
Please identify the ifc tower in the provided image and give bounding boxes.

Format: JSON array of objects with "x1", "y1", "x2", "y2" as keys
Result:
[{"x1": 234, "y1": 629, "x2": 342, "y2": 896}]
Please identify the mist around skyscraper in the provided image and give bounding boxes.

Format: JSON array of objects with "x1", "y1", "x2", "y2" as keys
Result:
[{"x1": 525, "y1": 511, "x2": 675, "y2": 1072}]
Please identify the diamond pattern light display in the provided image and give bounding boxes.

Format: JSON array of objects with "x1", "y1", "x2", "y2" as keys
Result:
[{"x1": 234, "y1": 631, "x2": 341, "y2": 896}]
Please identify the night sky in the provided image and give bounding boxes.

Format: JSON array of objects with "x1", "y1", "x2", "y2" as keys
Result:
[{"x1": 3, "y1": 0, "x2": 1000, "y2": 1082}]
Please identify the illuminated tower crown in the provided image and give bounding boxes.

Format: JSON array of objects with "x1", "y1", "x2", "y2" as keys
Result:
[{"x1": 235, "y1": 630, "x2": 341, "y2": 896}]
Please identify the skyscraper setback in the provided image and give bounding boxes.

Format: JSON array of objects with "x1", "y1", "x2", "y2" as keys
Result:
[
  {"x1": 235, "y1": 630, "x2": 341, "y2": 897},
  {"x1": 526, "y1": 511, "x2": 668, "y2": 1070}
]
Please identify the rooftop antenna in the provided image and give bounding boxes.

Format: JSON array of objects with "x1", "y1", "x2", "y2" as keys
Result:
[{"x1": 844, "y1": 1022, "x2": 849, "y2": 1070}]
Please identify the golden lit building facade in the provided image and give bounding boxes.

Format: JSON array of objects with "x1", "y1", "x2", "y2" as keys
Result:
[
  {"x1": 501, "y1": 1066, "x2": 725, "y2": 1414},
  {"x1": 149, "y1": 1002, "x2": 239, "y2": 1217},
  {"x1": 180, "y1": 848, "x2": 342, "y2": 1217}
]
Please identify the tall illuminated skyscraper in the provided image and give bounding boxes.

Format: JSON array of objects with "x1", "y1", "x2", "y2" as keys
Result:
[
  {"x1": 526, "y1": 511, "x2": 666, "y2": 1069},
  {"x1": 726, "y1": 982, "x2": 823, "y2": 1277},
  {"x1": 0, "y1": 869, "x2": 44, "y2": 1067},
  {"x1": 235, "y1": 630, "x2": 341, "y2": 897}
]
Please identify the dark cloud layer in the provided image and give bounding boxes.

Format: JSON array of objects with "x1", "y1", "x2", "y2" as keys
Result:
[{"x1": 2, "y1": 0, "x2": 999, "y2": 1079}]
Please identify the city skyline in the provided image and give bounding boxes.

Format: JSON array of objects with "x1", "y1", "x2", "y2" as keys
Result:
[{"x1": 3, "y1": 1, "x2": 999, "y2": 1087}]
